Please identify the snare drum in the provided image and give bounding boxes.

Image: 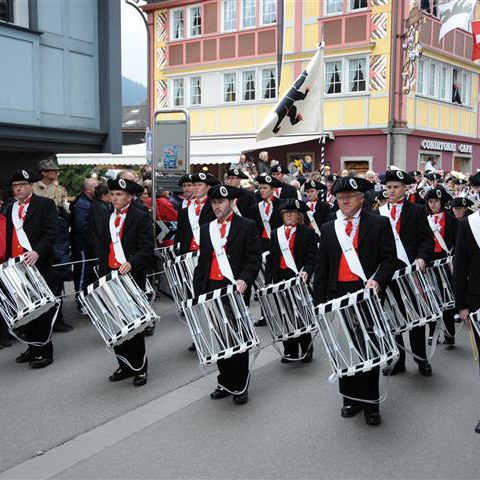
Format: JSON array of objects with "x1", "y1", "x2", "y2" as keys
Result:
[
  {"x1": 182, "y1": 285, "x2": 259, "y2": 365},
  {"x1": 164, "y1": 251, "x2": 198, "y2": 313},
  {"x1": 79, "y1": 271, "x2": 160, "y2": 348},
  {"x1": 315, "y1": 288, "x2": 398, "y2": 378},
  {"x1": 257, "y1": 277, "x2": 317, "y2": 344},
  {"x1": 425, "y1": 256, "x2": 455, "y2": 311},
  {"x1": 383, "y1": 264, "x2": 442, "y2": 335},
  {"x1": 0, "y1": 256, "x2": 58, "y2": 329},
  {"x1": 254, "y1": 251, "x2": 268, "y2": 292}
]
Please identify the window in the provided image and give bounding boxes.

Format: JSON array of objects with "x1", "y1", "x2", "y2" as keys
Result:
[
  {"x1": 223, "y1": 73, "x2": 236, "y2": 102},
  {"x1": 171, "y1": 9, "x2": 184, "y2": 40},
  {"x1": 417, "y1": 59, "x2": 425, "y2": 94},
  {"x1": 261, "y1": 0, "x2": 276, "y2": 25},
  {"x1": 440, "y1": 65, "x2": 448, "y2": 100},
  {"x1": 242, "y1": 0, "x2": 256, "y2": 28},
  {"x1": 325, "y1": 0, "x2": 342, "y2": 15},
  {"x1": 429, "y1": 62, "x2": 437, "y2": 97},
  {"x1": 325, "y1": 61, "x2": 342, "y2": 94},
  {"x1": 242, "y1": 70, "x2": 256, "y2": 101},
  {"x1": 421, "y1": 0, "x2": 438, "y2": 17},
  {"x1": 173, "y1": 79, "x2": 184, "y2": 106},
  {"x1": 349, "y1": 0, "x2": 367, "y2": 10},
  {"x1": 348, "y1": 58, "x2": 367, "y2": 92},
  {"x1": 222, "y1": 0, "x2": 236, "y2": 32},
  {"x1": 0, "y1": 0, "x2": 12, "y2": 22},
  {"x1": 461, "y1": 71, "x2": 471, "y2": 106},
  {"x1": 189, "y1": 76, "x2": 201, "y2": 105},
  {"x1": 188, "y1": 5, "x2": 201, "y2": 37},
  {"x1": 419, "y1": 152, "x2": 441, "y2": 172},
  {"x1": 261, "y1": 68, "x2": 276, "y2": 99}
]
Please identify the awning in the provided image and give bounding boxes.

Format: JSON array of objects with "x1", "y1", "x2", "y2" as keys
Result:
[
  {"x1": 190, "y1": 136, "x2": 255, "y2": 165},
  {"x1": 58, "y1": 143, "x2": 147, "y2": 166},
  {"x1": 241, "y1": 133, "x2": 332, "y2": 153}
]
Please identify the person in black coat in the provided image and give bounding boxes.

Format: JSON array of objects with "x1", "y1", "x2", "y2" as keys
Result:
[
  {"x1": 303, "y1": 179, "x2": 330, "y2": 236},
  {"x1": 192, "y1": 185, "x2": 262, "y2": 405},
  {"x1": 5, "y1": 170, "x2": 58, "y2": 369},
  {"x1": 265, "y1": 199, "x2": 317, "y2": 362},
  {"x1": 224, "y1": 168, "x2": 256, "y2": 220},
  {"x1": 451, "y1": 196, "x2": 473, "y2": 220},
  {"x1": 88, "y1": 182, "x2": 113, "y2": 261},
  {"x1": 380, "y1": 169, "x2": 434, "y2": 377},
  {"x1": 313, "y1": 177, "x2": 398, "y2": 426},
  {"x1": 270, "y1": 165, "x2": 298, "y2": 199},
  {"x1": 97, "y1": 178, "x2": 154, "y2": 387},
  {"x1": 424, "y1": 187, "x2": 458, "y2": 347}
]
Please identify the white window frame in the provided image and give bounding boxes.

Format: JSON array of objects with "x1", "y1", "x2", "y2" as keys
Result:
[
  {"x1": 172, "y1": 78, "x2": 184, "y2": 107},
  {"x1": 261, "y1": 67, "x2": 277, "y2": 100},
  {"x1": 170, "y1": 8, "x2": 185, "y2": 41},
  {"x1": 325, "y1": 55, "x2": 369, "y2": 96},
  {"x1": 418, "y1": 151, "x2": 442, "y2": 172},
  {"x1": 348, "y1": 0, "x2": 368, "y2": 11},
  {"x1": 452, "y1": 154, "x2": 472, "y2": 173},
  {"x1": 260, "y1": 0, "x2": 276, "y2": 26},
  {"x1": 240, "y1": 0, "x2": 256, "y2": 30},
  {"x1": 324, "y1": 0, "x2": 343, "y2": 16},
  {"x1": 325, "y1": 59, "x2": 343, "y2": 95},
  {"x1": 428, "y1": 61, "x2": 438, "y2": 98},
  {"x1": 241, "y1": 70, "x2": 256, "y2": 102},
  {"x1": 221, "y1": 0, "x2": 236, "y2": 33},
  {"x1": 347, "y1": 56, "x2": 368, "y2": 93},
  {"x1": 187, "y1": 4, "x2": 202, "y2": 38},
  {"x1": 189, "y1": 76, "x2": 202, "y2": 105},
  {"x1": 222, "y1": 72, "x2": 237, "y2": 103}
]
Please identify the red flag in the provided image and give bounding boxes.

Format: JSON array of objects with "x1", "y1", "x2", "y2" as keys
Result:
[{"x1": 472, "y1": 20, "x2": 480, "y2": 61}]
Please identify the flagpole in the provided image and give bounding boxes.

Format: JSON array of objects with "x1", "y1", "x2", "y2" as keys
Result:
[{"x1": 318, "y1": 34, "x2": 326, "y2": 181}]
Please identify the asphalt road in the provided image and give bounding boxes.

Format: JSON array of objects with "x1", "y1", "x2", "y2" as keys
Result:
[{"x1": 1, "y1": 282, "x2": 480, "y2": 479}]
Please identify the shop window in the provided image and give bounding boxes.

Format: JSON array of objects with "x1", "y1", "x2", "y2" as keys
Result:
[
  {"x1": 171, "y1": 9, "x2": 184, "y2": 40},
  {"x1": 241, "y1": 0, "x2": 256, "y2": 28},
  {"x1": 342, "y1": 159, "x2": 371, "y2": 175},
  {"x1": 453, "y1": 156, "x2": 471, "y2": 173},
  {"x1": 418, "y1": 152, "x2": 441, "y2": 172}
]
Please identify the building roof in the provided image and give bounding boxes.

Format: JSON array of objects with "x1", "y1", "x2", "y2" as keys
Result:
[{"x1": 122, "y1": 104, "x2": 148, "y2": 130}]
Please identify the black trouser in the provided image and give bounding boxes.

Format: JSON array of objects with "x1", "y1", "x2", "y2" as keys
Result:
[
  {"x1": 466, "y1": 295, "x2": 480, "y2": 370},
  {"x1": 332, "y1": 281, "x2": 380, "y2": 413},
  {"x1": 114, "y1": 332, "x2": 147, "y2": 375},
  {"x1": 73, "y1": 248, "x2": 94, "y2": 297},
  {"x1": 207, "y1": 279, "x2": 250, "y2": 393},
  {"x1": 429, "y1": 308, "x2": 456, "y2": 339}
]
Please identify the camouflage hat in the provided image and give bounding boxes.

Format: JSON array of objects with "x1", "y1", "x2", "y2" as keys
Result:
[{"x1": 37, "y1": 155, "x2": 60, "y2": 172}]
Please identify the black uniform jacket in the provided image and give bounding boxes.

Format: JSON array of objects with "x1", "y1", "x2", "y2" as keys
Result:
[
  {"x1": 454, "y1": 215, "x2": 480, "y2": 310},
  {"x1": 88, "y1": 198, "x2": 113, "y2": 258},
  {"x1": 175, "y1": 199, "x2": 216, "y2": 254},
  {"x1": 313, "y1": 210, "x2": 399, "y2": 305},
  {"x1": 250, "y1": 196, "x2": 283, "y2": 241},
  {"x1": 98, "y1": 204, "x2": 154, "y2": 289},
  {"x1": 309, "y1": 201, "x2": 331, "y2": 230},
  {"x1": 265, "y1": 224, "x2": 317, "y2": 284},
  {"x1": 234, "y1": 190, "x2": 257, "y2": 220},
  {"x1": 5, "y1": 193, "x2": 58, "y2": 278},
  {"x1": 428, "y1": 210, "x2": 458, "y2": 260},
  {"x1": 278, "y1": 182, "x2": 298, "y2": 200},
  {"x1": 193, "y1": 214, "x2": 262, "y2": 296}
]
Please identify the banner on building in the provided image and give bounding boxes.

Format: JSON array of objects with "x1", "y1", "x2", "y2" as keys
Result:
[
  {"x1": 256, "y1": 45, "x2": 324, "y2": 142},
  {"x1": 437, "y1": 0, "x2": 476, "y2": 40},
  {"x1": 472, "y1": 20, "x2": 480, "y2": 60}
]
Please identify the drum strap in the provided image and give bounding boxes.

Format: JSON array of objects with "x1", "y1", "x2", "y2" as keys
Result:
[
  {"x1": 259, "y1": 201, "x2": 272, "y2": 238},
  {"x1": 468, "y1": 211, "x2": 480, "y2": 250},
  {"x1": 334, "y1": 219, "x2": 367, "y2": 282},
  {"x1": 209, "y1": 220, "x2": 235, "y2": 284},
  {"x1": 277, "y1": 225, "x2": 298, "y2": 274},
  {"x1": 109, "y1": 212, "x2": 127, "y2": 264},
  {"x1": 379, "y1": 204, "x2": 410, "y2": 266},
  {"x1": 188, "y1": 201, "x2": 201, "y2": 245},
  {"x1": 306, "y1": 209, "x2": 321, "y2": 237},
  {"x1": 427, "y1": 214, "x2": 450, "y2": 254},
  {"x1": 11, "y1": 202, "x2": 33, "y2": 252},
  {"x1": 232, "y1": 198, "x2": 242, "y2": 217}
]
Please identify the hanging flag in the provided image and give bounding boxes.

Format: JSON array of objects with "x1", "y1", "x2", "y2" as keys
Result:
[
  {"x1": 437, "y1": 0, "x2": 476, "y2": 41},
  {"x1": 256, "y1": 44, "x2": 324, "y2": 142},
  {"x1": 472, "y1": 20, "x2": 480, "y2": 60}
]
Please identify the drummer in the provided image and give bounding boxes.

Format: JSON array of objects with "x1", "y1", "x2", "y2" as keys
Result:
[
  {"x1": 450, "y1": 196, "x2": 473, "y2": 220},
  {"x1": 264, "y1": 199, "x2": 317, "y2": 363},
  {"x1": 193, "y1": 184, "x2": 262, "y2": 405},
  {"x1": 177, "y1": 174, "x2": 195, "y2": 210},
  {"x1": 380, "y1": 169, "x2": 434, "y2": 377},
  {"x1": 97, "y1": 178, "x2": 154, "y2": 387},
  {"x1": 312, "y1": 176, "x2": 398, "y2": 425},
  {"x1": 424, "y1": 187, "x2": 458, "y2": 348},
  {"x1": 303, "y1": 180, "x2": 330, "y2": 236},
  {"x1": 6, "y1": 170, "x2": 58, "y2": 369},
  {"x1": 224, "y1": 168, "x2": 257, "y2": 219},
  {"x1": 453, "y1": 171, "x2": 480, "y2": 434}
]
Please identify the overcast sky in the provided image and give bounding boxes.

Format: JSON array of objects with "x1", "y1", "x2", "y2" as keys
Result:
[{"x1": 121, "y1": 0, "x2": 148, "y2": 86}]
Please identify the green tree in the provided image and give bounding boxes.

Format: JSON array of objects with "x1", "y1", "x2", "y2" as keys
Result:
[{"x1": 58, "y1": 166, "x2": 93, "y2": 197}]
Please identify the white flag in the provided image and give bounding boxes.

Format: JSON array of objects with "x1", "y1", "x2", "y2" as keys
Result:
[
  {"x1": 438, "y1": 0, "x2": 476, "y2": 40},
  {"x1": 256, "y1": 45, "x2": 324, "y2": 142}
]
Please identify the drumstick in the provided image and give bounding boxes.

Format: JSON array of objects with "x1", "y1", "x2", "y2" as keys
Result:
[{"x1": 467, "y1": 320, "x2": 479, "y2": 362}]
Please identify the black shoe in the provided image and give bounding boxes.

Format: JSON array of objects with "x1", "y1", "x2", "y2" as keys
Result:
[
  {"x1": 53, "y1": 319, "x2": 74, "y2": 333},
  {"x1": 233, "y1": 391, "x2": 248, "y2": 405},
  {"x1": 382, "y1": 363, "x2": 406, "y2": 376},
  {"x1": 254, "y1": 318, "x2": 267, "y2": 327},
  {"x1": 133, "y1": 372, "x2": 148, "y2": 387},
  {"x1": 418, "y1": 362, "x2": 432, "y2": 376},
  {"x1": 444, "y1": 337, "x2": 455, "y2": 350},
  {"x1": 29, "y1": 356, "x2": 53, "y2": 369},
  {"x1": 475, "y1": 420, "x2": 480, "y2": 434},
  {"x1": 365, "y1": 412, "x2": 382, "y2": 426},
  {"x1": 281, "y1": 354, "x2": 299, "y2": 364},
  {"x1": 341, "y1": 405, "x2": 362, "y2": 418},
  {"x1": 1, "y1": 338, "x2": 12, "y2": 348},
  {"x1": 210, "y1": 387, "x2": 231, "y2": 400},
  {"x1": 16, "y1": 349, "x2": 33, "y2": 364},
  {"x1": 144, "y1": 325, "x2": 155, "y2": 337},
  {"x1": 188, "y1": 342, "x2": 196, "y2": 352},
  {"x1": 109, "y1": 367, "x2": 134, "y2": 382},
  {"x1": 301, "y1": 351, "x2": 314, "y2": 363}
]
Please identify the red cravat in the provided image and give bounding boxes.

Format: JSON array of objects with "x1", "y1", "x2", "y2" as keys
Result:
[
  {"x1": 310, "y1": 203, "x2": 315, "y2": 212},
  {"x1": 345, "y1": 219, "x2": 353, "y2": 236},
  {"x1": 285, "y1": 226, "x2": 292, "y2": 239},
  {"x1": 434, "y1": 214, "x2": 439, "y2": 224},
  {"x1": 114, "y1": 213, "x2": 121, "y2": 228},
  {"x1": 390, "y1": 205, "x2": 396, "y2": 221},
  {"x1": 265, "y1": 201, "x2": 271, "y2": 215}
]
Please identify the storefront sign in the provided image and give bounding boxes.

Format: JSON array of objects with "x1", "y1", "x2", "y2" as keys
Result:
[
  {"x1": 421, "y1": 139, "x2": 473, "y2": 154},
  {"x1": 458, "y1": 144, "x2": 473, "y2": 154}
]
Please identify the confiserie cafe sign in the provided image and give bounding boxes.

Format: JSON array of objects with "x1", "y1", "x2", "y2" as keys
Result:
[{"x1": 421, "y1": 139, "x2": 473, "y2": 154}]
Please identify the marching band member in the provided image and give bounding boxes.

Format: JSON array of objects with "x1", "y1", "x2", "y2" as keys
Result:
[
  {"x1": 193, "y1": 184, "x2": 262, "y2": 405},
  {"x1": 325, "y1": 174, "x2": 338, "y2": 206},
  {"x1": 453, "y1": 170, "x2": 480, "y2": 433},
  {"x1": 6, "y1": 170, "x2": 58, "y2": 369},
  {"x1": 264, "y1": 199, "x2": 317, "y2": 363},
  {"x1": 424, "y1": 172, "x2": 442, "y2": 189},
  {"x1": 407, "y1": 170, "x2": 424, "y2": 204},
  {"x1": 303, "y1": 180, "x2": 330, "y2": 236},
  {"x1": 177, "y1": 174, "x2": 195, "y2": 211},
  {"x1": 424, "y1": 187, "x2": 458, "y2": 348},
  {"x1": 313, "y1": 177, "x2": 398, "y2": 425},
  {"x1": 98, "y1": 178, "x2": 154, "y2": 387},
  {"x1": 224, "y1": 168, "x2": 257, "y2": 219},
  {"x1": 270, "y1": 165, "x2": 298, "y2": 199},
  {"x1": 451, "y1": 196, "x2": 473, "y2": 220},
  {"x1": 380, "y1": 170, "x2": 434, "y2": 377},
  {"x1": 175, "y1": 173, "x2": 218, "y2": 254},
  {"x1": 372, "y1": 189, "x2": 389, "y2": 211}
]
